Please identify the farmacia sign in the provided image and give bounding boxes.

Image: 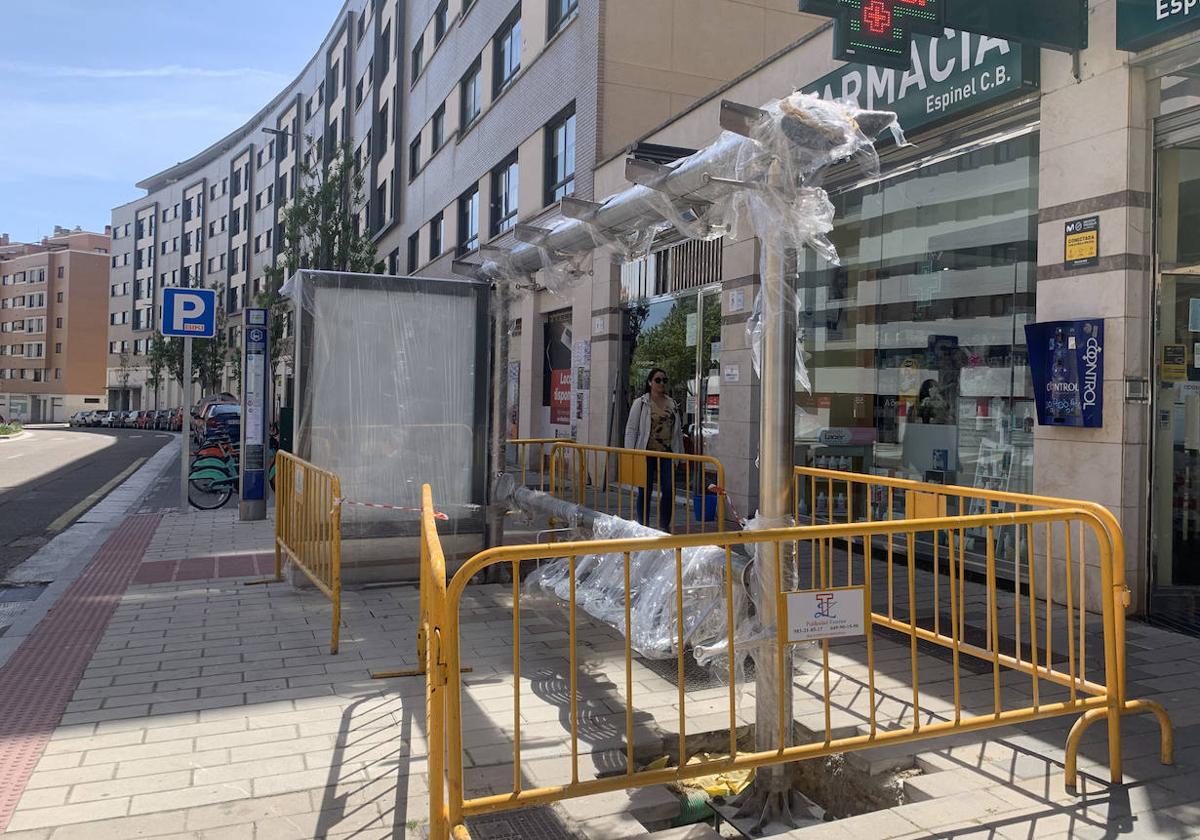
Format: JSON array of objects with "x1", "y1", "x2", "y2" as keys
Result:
[{"x1": 800, "y1": 29, "x2": 1039, "y2": 134}]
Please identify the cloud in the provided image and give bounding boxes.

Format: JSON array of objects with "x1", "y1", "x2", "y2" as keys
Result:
[{"x1": 0, "y1": 60, "x2": 287, "y2": 82}]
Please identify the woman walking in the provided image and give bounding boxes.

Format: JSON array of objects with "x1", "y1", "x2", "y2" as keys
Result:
[{"x1": 624, "y1": 368, "x2": 683, "y2": 531}]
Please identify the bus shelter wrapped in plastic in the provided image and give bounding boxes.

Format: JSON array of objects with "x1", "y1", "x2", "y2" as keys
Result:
[{"x1": 284, "y1": 270, "x2": 492, "y2": 582}]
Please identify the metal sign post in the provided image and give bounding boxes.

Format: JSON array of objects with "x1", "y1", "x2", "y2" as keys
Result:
[
  {"x1": 181, "y1": 337, "x2": 192, "y2": 510},
  {"x1": 161, "y1": 287, "x2": 217, "y2": 512},
  {"x1": 240, "y1": 309, "x2": 270, "y2": 520}
]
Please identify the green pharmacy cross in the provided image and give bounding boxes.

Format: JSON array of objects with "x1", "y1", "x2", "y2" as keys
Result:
[{"x1": 801, "y1": 0, "x2": 945, "y2": 69}]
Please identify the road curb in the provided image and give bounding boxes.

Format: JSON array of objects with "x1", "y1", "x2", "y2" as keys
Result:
[
  {"x1": 0, "y1": 431, "x2": 30, "y2": 442},
  {"x1": 0, "y1": 438, "x2": 178, "y2": 670}
]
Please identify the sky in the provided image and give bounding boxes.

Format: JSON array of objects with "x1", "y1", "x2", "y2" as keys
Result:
[{"x1": 0, "y1": 2, "x2": 340, "y2": 243}]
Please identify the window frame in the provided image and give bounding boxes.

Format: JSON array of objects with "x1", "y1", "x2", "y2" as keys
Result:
[
  {"x1": 411, "y1": 34, "x2": 424, "y2": 81},
  {"x1": 544, "y1": 103, "x2": 577, "y2": 206},
  {"x1": 548, "y1": 0, "x2": 578, "y2": 37},
  {"x1": 490, "y1": 152, "x2": 519, "y2": 237},
  {"x1": 460, "y1": 58, "x2": 482, "y2": 131},
  {"x1": 409, "y1": 135, "x2": 422, "y2": 181},
  {"x1": 434, "y1": 0, "x2": 449, "y2": 43},
  {"x1": 431, "y1": 103, "x2": 446, "y2": 150},
  {"x1": 429, "y1": 212, "x2": 444, "y2": 260},
  {"x1": 492, "y1": 6, "x2": 522, "y2": 97},
  {"x1": 457, "y1": 185, "x2": 480, "y2": 256}
]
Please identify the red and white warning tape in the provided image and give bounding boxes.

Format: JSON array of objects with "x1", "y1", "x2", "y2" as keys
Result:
[{"x1": 332, "y1": 497, "x2": 449, "y2": 521}]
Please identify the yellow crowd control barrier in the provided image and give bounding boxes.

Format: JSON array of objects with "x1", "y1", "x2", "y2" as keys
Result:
[
  {"x1": 506, "y1": 438, "x2": 566, "y2": 493},
  {"x1": 548, "y1": 441, "x2": 727, "y2": 534},
  {"x1": 414, "y1": 473, "x2": 1173, "y2": 840},
  {"x1": 790, "y1": 465, "x2": 1173, "y2": 786},
  {"x1": 261, "y1": 451, "x2": 343, "y2": 654}
]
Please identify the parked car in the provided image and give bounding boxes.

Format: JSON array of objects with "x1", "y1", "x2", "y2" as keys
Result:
[
  {"x1": 155, "y1": 409, "x2": 170, "y2": 430},
  {"x1": 191, "y1": 393, "x2": 238, "y2": 442},
  {"x1": 170, "y1": 408, "x2": 183, "y2": 431},
  {"x1": 124, "y1": 410, "x2": 141, "y2": 428},
  {"x1": 197, "y1": 403, "x2": 240, "y2": 445},
  {"x1": 68, "y1": 411, "x2": 89, "y2": 427},
  {"x1": 97, "y1": 411, "x2": 117, "y2": 427}
]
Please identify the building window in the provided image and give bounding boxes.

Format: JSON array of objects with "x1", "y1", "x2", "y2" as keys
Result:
[
  {"x1": 56, "y1": 292, "x2": 63, "y2": 303},
  {"x1": 408, "y1": 232, "x2": 420, "y2": 273},
  {"x1": 493, "y1": 7, "x2": 522, "y2": 96},
  {"x1": 434, "y1": 0, "x2": 449, "y2": 43},
  {"x1": 378, "y1": 101, "x2": 390, "y2": 150},
  {"x1": 56, "y1": 266, "x2": 64, "y2": 278},
  {"x1": 380, "y1": 21, "x2": 392, "y2": 76},
  {"x1": 409, "y1": 136, "x2": 421, "y2": 180},
  {"x1": 545, "y1": 103, "x2": 576, "y2": 204},
  {"x1": 490, "y1": 152, "x2": 519, "y2": 236},
  {"x1": 330, "y1": 59, "x2": 340, "y2": 91},
  {"x1": 375, "y1": 180, "x2": 388, "y2": 229},
  {"x1": 457, "y1": 185, "x2": 479, "y2": 255},
  {"x1": 429, "y1": 212, "x2": 443, "y2": 259},
  {"x1": 55, "y1": 317, "x2": 62, "y2": 328},
  {"x1": 460, "y1": 58, "x2": 481, "y2": 129},
  {"x1": 549, "y1": 0, "x2": 578, "y2": 36},
  {"x1": 411, "y1": 34, "x2": 424, "y2": 80},
  {"x1": 431, "y1": 104, "x2": 446, "y2": 150},
  {"x1": 54, "y1": 343, "x2": 61, "y2": 353}
]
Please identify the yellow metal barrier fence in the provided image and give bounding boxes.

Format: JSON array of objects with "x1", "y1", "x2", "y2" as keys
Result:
[
  {"x1": 506, "y1": 438, "x2": 566, "y2": 493},
  {"x1": 548, "y1": 441, "x2": 726, "y2": 534},
  {"x1": 416, "y1": 483, "x2": 1173, "y2": 840},
  {"x1": 267, "y1": 452, "x2": 343, "y2": 654}
]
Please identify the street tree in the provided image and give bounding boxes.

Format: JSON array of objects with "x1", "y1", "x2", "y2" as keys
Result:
[{"x1": 260, "y1": 137, "x2": 384, "y2": 374}]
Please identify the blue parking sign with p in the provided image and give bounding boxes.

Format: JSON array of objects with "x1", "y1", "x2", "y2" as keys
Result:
[{"x1": 161, "y1": 287, "x2": 217, "y2": 338}]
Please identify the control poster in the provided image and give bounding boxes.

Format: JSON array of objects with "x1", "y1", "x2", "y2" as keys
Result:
[{"x1": 1024, "y1": 320, "x2": 1104, "y2": 428}]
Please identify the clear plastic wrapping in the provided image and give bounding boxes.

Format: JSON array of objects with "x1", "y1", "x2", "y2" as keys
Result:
[
  {"x1": 474, "y1": 92, "x2": 902, "y2": 386},
  {"x1": 525, "y1": 514, "x2": 754, "y2": 662},
  {"x1": 285, "y1": 270, "x2": 490, "y2": 536}
]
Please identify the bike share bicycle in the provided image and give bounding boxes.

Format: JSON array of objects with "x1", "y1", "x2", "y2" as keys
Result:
[{"x1": 187, "y1": 425, "x2": 278, "y2": 509}]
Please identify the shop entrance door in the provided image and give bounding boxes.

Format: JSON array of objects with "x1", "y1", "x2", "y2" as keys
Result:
[
  {"x1": 626, "y1": 286, "x2": 722, "y2": 458},
  {"x1": 1151, "y1": 141, "x2": 1200, "y2": 630}
]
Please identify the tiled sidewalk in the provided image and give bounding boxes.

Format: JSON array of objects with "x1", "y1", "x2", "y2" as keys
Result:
[{"x1": 0, "y1": 506, "x2": 1196, "y2": 839}]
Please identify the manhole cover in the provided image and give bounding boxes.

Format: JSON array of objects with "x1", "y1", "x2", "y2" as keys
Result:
[{"x1": 465, "y1": 806, "x2": 572, "y2": 839}]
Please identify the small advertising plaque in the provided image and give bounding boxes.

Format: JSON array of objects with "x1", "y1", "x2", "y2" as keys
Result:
[
  {"x1": 1064, "y1": 216, "x2": 1100, "y2": 270},
  {"x1": 1024, "y1": 320, "x2": 1104, "y2": 428},
  {"x1": 1163, "y1": 344, "x2": 1188, "y2": 382},
  {"x1": 786, "y1": 586, "x2": 867, "y2": 643}
]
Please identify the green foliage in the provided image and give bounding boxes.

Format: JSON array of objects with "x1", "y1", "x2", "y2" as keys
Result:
[
  {"x1": 627, "y1": 297, "x2": 721, "y2": 408},
  {"x1": 260, "y1": 137, "x2": 384, "y2": 366},
  {"x1": 0, "y1": 422, "x2": 22, "y2": 435}
]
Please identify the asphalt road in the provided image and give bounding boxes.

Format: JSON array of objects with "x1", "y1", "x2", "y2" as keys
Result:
[{"x1": 0, "y1": 425, "x2": 174, "y2": 577}]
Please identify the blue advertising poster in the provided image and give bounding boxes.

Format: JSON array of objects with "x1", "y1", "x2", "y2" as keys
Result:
[{"x1": 1024, "y1": 320, "x2": 1104, "y2": 428}]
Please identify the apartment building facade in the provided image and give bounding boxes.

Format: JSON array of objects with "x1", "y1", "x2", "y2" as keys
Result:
[
  {"x1": 0, "y1": 229, "x2": 110, "y2": 422},
  {"x1": 111, "y1": 0, "x2": 823, "y2": 411}
]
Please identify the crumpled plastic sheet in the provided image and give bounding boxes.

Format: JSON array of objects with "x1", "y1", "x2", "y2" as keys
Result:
[{"x1": 524, "y1": 514, "x2": 753, "y2": 663}]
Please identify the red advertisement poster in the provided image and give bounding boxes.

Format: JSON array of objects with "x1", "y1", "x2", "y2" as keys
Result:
[{"x1": 550, "y1": 369, "x2": 572, "y2": 425}]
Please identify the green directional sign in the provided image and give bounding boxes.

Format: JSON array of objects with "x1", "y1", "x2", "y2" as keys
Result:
[
  {"x1": 801, "y1": 0, "x2": 1086, "y2": 71},
  {"x1": 799, "y1": 29, "x2": 1039, "y2": 134},
  {"x1": 1117, "y1": 0, "x2": 1200, "y2": 51}
]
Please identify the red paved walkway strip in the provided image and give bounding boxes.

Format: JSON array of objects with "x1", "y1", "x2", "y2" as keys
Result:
[
  {"x1": 132, "y1": 552, "x2": 275, "y2": 584},
  {"x1": 0, "y1": 513, "x2": 161, "y2": 832}
]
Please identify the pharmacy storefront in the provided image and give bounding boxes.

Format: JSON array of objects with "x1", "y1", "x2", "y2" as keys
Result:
[
  {"x1": 579, "y1": 8, "x2": 1200, "y2": 628},
  {"x1": 794, "y1": 34, "x2": 1041, "y2": 508}
]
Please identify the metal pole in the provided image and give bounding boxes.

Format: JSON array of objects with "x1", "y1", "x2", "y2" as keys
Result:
[
  {"x1": 734, "y1": 195, "x2": 801, "y2": 830},
  {"x1": 487, "y1": 285, "x2": 510, "y2": 551},
  {"x1": 180, "y1": 336, "x2": 192, "y2": 511}
]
